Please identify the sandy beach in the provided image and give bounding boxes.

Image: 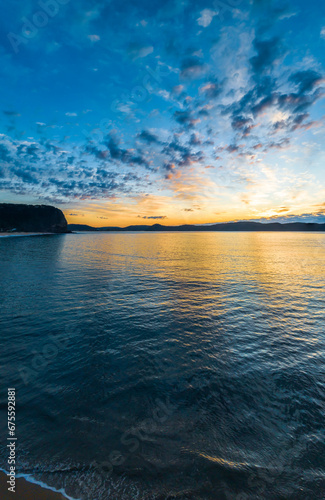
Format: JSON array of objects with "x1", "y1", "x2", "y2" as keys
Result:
[{"x1": 0, "y1": 471, "x2": 70, "y2": 500}]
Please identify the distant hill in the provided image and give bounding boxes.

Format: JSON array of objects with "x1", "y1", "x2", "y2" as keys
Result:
[
  {"x1": 68, "y1": 224, "x2": 98, "y2": 231},
  {"x1": 68, "y1": 221, "x2": 325, "y2": 232},
  {"x1": 0, "y1": 204, "x2": 68, "y2": 233}
]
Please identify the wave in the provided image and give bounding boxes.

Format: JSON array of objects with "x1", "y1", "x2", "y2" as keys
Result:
[{"x1": 0, "y1": 467, "x2": 80, "y2": 500}]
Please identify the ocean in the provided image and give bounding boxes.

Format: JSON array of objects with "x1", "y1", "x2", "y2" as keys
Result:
[{"x1": 0, "y1": 232, "x2": 324, "y2": 499}]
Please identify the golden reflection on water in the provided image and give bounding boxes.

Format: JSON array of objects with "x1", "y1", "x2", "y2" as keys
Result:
[
  {"x1": 61, "y1": 232, "x2": 325, "y2": 340},
  {"x1": 64, "y1": 231, "x2": 325, "y2": 283}
]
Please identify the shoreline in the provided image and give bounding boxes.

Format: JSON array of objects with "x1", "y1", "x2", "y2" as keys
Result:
[
  {"x1": 0, "y1": 470, "x2": 79, "y2": 500},
  {"x1": 0, "y1": 232, "x2": 57, "y2": 238}
]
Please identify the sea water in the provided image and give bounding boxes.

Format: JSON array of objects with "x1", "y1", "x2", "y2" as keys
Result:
[{"x1": 0, "y1": 232, "x2": 324, "y2": 499}]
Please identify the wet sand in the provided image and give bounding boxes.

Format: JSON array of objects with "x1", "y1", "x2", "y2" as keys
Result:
[{"x1": 0, "y1": 471, "x2": 68, "y2": 499}]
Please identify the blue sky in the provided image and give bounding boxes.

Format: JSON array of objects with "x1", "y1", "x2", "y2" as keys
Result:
[{"x1": 0, "y1": 0, "x2": 325, "y2": 226}]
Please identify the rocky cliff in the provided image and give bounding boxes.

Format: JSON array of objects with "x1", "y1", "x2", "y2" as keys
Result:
[{"x1": 0, "y1": 204, "x2": 68, "y2": 233}]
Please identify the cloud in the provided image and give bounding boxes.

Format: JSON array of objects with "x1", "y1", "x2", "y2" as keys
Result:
[
  {"x1": 172, "y1": 85, "x2": 184, "y2": 95},
  {"x1": 106, "y1": 135, "x2": 129, "y2": 161},
  {"x1": 252, "y1": 212, "x2": 325, "y2": 224},
  {"x1": 252, "y1": 93, "x2": 277, "y2": 116},
  {"x1": 137, "y1": 215, "x2": 167, "y2": 219},
  {"x1": 199, "y1": 80, "x2": 222, "y2": 99},
  {"x1": 127, "y1": 44, "x2": 153, "y2": 60},
  {"x1": 231, "y1": 115, "x2": 254, "y2": 135},
  {"x1": 17, "y1": 143, "x2": 39, "y2": 161},
  {"x1": 88, "y1": 34, "x2": 100, "y2": 42},
  {"x1": 3, "y1": 111, "x2": 21, "y2": 117},
  {"x1": 189, "y1": 133, "x2": 202, "y2": 145},
  {"x1": 85, "y1": 143, "x2": 109, "y2": 159},
  {"x1": 0, "y1": 143, "x2": 12, "y2": 162},
  {"x1": 197, "y1": 9, "x2": 217, "y2": 28},
  {"x1": 222, "y1": 76, "x2": 274, "y2": 119},
  {"x1": 141, "y1": 215, "x2": 166, "y2": 219},
  {"x1": 289, "y1": 70, "x2": 324, "y2": 95},
  {"x1": 104, "y1": 134, "x2": 151, "y2": 169},
  {"x1": 250, "y1": 37, "x2": 283, "y2": 76},
  {"x1": 226, "y1": 144, "x2": 240, "y2": 153},
  {"x1": 180, "y1": 58, "x2": 207, "y2": 80},
  {"x1": 278, "y1": 70, "x2": 324, "y2": 116},
  {"x1": 162, "y1": 135, "x2": 204, "y2": 167},
  {"x1": 66, "y1": 112, "x2": 78, "y2": 117},
  {"x1": 221, "y1": 50, "x2": 324, "y2": 142},
  {"x1": 137, "y1": 130, "x2": 160, "y2": 143},
  {"x1": 12, "y1": 168, "x2": 38, "y2": 184},
  {"x1": 321, "y1": 27, "x2": 325, "y2": 39},
  {"x1": 173, "y1": 110, "x2": 197, "y2": 128},
  {"x1": 0, "y1": 134, "x2": 147, "y2": 202}
]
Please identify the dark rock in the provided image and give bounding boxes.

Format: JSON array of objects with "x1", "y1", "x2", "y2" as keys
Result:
[{"x1": 0, "y1": 204, "x2": 68, "y2": 233}]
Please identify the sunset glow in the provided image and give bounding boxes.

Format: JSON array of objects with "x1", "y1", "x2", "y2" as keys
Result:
[{"x1": 1, "y1": 0, "x2": 325, "y2": 226}]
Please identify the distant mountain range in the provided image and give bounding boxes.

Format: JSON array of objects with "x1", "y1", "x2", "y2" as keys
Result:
[
  {"x1": 2, "y1": 202, "x2": 322, "y2": 234},
  {"x1": 68, "y1": 222, "x2": 325, "y2": 232}
]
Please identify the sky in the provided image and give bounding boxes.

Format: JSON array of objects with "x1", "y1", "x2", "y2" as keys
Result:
[{"x1": 0, "y1": 0, "x2": 325, "y2": 227}]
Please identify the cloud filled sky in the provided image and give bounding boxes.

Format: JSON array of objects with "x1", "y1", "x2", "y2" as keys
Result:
[{"x1": 0, "y1": 0, "x2": 325, "y2": 226}]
